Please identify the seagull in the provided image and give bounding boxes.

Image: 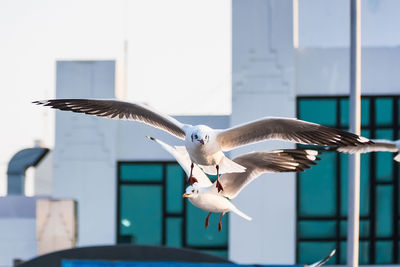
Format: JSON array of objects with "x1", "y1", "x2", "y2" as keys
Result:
[
  {"x1": 33, "y1": 99, "x2": 372, "y2": 192},
  {"x1": 147, "y1": 136, "x2": 321, "y2": 231},
  {"x1": 333, "y1": 139, "x2": 400, "y2": 161},
  {"x1": 306, "y1": 249, "x2": 336, "y2": 267}
]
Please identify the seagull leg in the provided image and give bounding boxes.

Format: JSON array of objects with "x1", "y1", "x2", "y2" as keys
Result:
[
  {"x1": 216, "y1": 165, "x2": 224, "y2": 192},
  {"x1": 187, "y1": 162, "x2": 198, "y2": 185},
  {"x1": 205, "y1": 212, "x2": 211, "y2": 228},
  {"x1": 218, "y1": 213, "x2": 224, "y2": 232}
]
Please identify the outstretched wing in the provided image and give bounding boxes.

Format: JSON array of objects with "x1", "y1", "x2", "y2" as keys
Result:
[
  {"x1": 33, "y1": 99, "x2": 187, "y2": 140},
  {"x1": 216, "y1": 117, "x2": 372, "y2": 151},
  {"x1": 336, "y1": 139, "x2": 399, "y2": 153},
  {"x1": 218, "y1": 149, "x2": 320, "y2": 199},
  {"x1": 146, "y1": 136, "x2": 212, "y2": 186}
]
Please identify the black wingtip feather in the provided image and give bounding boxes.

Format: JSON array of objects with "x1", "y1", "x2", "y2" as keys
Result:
[{"x1": 146, "y1": 136, "x2": 155, "y2": 141}]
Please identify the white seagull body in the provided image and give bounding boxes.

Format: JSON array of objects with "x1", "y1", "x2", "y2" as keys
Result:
[
  {"x1": 33, "y1": 99, "x2": 372, "y2": 191},
  {"x1": 335, "y1": 139, "x2": 400, "y2": 162},
  {"x1": 147, "y1": 136, "x2": 320, "y2": 231}
]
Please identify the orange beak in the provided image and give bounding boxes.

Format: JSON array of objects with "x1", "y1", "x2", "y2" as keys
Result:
[{"x1": 182, "y1": 193, "x2": 190, "y2": 198}]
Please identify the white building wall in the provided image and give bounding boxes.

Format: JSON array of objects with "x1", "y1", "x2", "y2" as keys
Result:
[
  {"x1": 53, "y1": 61, "x2": 118, "y2": 246},
  {"x1": 230, "y1": 0, "x2": 296, "y2": 264},
  {"x1": 0, "y1": 196, "x2": 38, "y2": 266},
  {"x1": 297, "y1": 47, "x2": 400, "y2": 95}
]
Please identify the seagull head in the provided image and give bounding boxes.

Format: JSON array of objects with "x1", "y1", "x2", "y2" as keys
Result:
[
  {"x1": 182, "y1": 184, "x2": 200, "y2": 198},
  {"x1": 190, "y1": 125, "x2": 211, "y2": 146}
]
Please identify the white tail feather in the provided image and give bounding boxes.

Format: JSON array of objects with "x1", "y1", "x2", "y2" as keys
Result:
[{"x1": 230, "y1": 205, "x2": 252, "y2": 221}]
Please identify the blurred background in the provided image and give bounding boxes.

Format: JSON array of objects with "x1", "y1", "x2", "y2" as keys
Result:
[{"x1": 1, "y1": 0, "x2": 400, "y2": 266}]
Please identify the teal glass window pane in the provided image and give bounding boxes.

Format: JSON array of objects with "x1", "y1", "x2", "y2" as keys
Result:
[
  {"x1": 339, "y1": 220, "x2": 369, "y2": 238},
  {"x1": 376, "y1": 98, "x2": 393, "y2": 125},
  {"x1": 340, "y1": 99, "x2": 348, "y2": 127},
  {"x1": 299, "y1": 99, "x2": 337, "y2": 126},
  {"x1": 298, "y1": 241, "x2": 336, "y2": 265},
  {"x1": 298, "y1": 221, "x2": 336, "y2": 239},
  {"x1": 340, "y1": 98, "x2": 370, "y2": 127},
  {"x1": 340, "y1": 153, "x2": 370, "y2": 217},
  {"x1": 375, "y1": 129, "x2": 394, "y2": 182},
  {"x1": 120, "y1": 164, "x2": 163, "y2": 182},
  {"x1": 361, "y1": 98, "x2": 370, "y2": 127},
  {"x1": 201, "y1": 250, "x2": 227, "y2": 259},
  {"x1": 376, "y1": 185, "x2": 393, "y2": 237},
  {"x1": 119, "y1": 185, "x2": 162, "y2": 245},
  {"x1": 299, "y1": 152, "x2": 337, "y2": 216},
  {"x1": 186, "y1": 202, "x2": 227, "y2": 246},
  {"x1": 339, "y1": 241, "x2": 369, "y2": 264},
  {"x1": 398, "y1": 99, "x2": 400, "y2": 124},
  {"x1": 376, "y1": 241, "x2": 393, "y2": 264},
  {"x1": 361, "y1": 129, "x2": 371, "y2": 139},
  {"x1": 166, "y1": 217, "x2": 182, "y2": 247},
  {"x1": 166, "y1": 164, "x2": 184, "y2": 213}
]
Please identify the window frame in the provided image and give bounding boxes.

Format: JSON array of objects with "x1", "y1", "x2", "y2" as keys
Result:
[{"x1": 296, "y1": 95, "x2": 400, "y2": 264}]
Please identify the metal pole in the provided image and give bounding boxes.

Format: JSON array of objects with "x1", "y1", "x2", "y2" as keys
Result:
[{"x1": 347, "y1": 0, "x2": 361, "y2": 266}]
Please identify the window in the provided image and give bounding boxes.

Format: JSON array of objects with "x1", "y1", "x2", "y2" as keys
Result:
[
  {"x1": 117, "y1": 162, "x2": 228, "y2": 258},
  {"x1": 297, "y1": 95, "x2": 400, "y2": 264}
]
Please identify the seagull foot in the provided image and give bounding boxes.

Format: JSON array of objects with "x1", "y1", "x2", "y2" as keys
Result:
[
  {"x1": 205, "y1": 212, "x2": 211, "y2": 228},
  {"x1": 216, "y1": 180, "x2": 224, "y2": 193},
  {"x1": 218, "y1": 221, "x2": 222, "y2": 232},
  {"x1": 187, "y1": 176, "x2": 198, "y2": 185}
]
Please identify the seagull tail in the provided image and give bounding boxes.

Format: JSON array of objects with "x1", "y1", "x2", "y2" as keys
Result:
[
  {"x1": 394, "y1": 153, "x2": 400, "y2": 162},
  {"x1": 230, "y1": 205, "x2": 252, "y2": 221}
]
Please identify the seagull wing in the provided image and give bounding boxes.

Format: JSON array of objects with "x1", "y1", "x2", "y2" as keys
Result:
[
  {"x1": 146, "y1": 136, "x2": 212, "y2": 186},
  {"x1": 306, "y1": 249, "x2": 336, "y2": 267},
  {"x1": 216, "y1": 117, "x2": 372, "y2": 151},
  {"x1": 33, "y1": 99, "x2": 187, "y2": 140},
  {"x1": 218, "y1": 149, "x2": 320, "y2": 199},
  {"x1": 336, "y1": 139, "x2": 399, "y2": 153}
]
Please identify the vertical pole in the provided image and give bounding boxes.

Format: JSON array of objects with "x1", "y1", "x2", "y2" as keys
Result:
[{"x1": 347, "y1": 0, "x2": 361, "y2": 266}]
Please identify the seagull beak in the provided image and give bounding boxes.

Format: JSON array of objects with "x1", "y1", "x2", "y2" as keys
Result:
[
  {"x1": 182, "y1": 193, "x2": 190, "y2": 198},
  {"x1": 199, "y1": 139, "x2": 204, "y2": 145}
]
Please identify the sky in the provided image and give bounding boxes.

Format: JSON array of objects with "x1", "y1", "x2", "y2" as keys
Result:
[{"x1": 1, "y1": 0, "x2": 400, "y2": 196}]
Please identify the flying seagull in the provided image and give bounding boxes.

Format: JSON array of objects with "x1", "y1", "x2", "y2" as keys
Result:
[
  {"x1": 33, "y1": 98, "x2": 372, "y2": 192},
  {"x1": 332, "y1": 139, "x2": 400, "y2": 161},
  {"x1": 306, "y1": 249, "x2": 336, "y2": 267},
  {"x1": 147, "y1": 136, "x2": 321, "y2": 231}
]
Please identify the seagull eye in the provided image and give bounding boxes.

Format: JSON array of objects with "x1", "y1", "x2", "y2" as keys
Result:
[
  {"x1": 192, "y1": 190, "x2": 194, "y2": 193},
  {"x1": 194, "y1": 135, "x2": 198, "y2": 139}
]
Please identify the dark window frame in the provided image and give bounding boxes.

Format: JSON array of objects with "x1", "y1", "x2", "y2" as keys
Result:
[{"x1": 296, "y1": 95, "x2": 400, "y2": 264}]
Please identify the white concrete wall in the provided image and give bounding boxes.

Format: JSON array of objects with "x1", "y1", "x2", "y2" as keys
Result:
[
  {"x1": 0, "y1": 196, "x2": 38, "y2": 266},
  {"x1": 34, "y1": 151, "x2": 53, "y2": 196},
  {"x1": 296, "y1": 47, "x2": 400, "y2": 96},
  {"x1": 53, "y1": 61, "x2": 118, "y2": 246},
  {"x1": 298, "y1": 0, "x2": 400, "y2": 47},
  {"x1": 230, "y1": 0, "x2": 296, "y2": 264}
]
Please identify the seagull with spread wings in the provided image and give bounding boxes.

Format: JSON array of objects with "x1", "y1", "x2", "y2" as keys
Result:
[
  {"x1": 147, "y1": 136, "x2": 321, "y2": 231},
  {"x1": 33, "y1": 99, "x2": 372, "y2": 192}
]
